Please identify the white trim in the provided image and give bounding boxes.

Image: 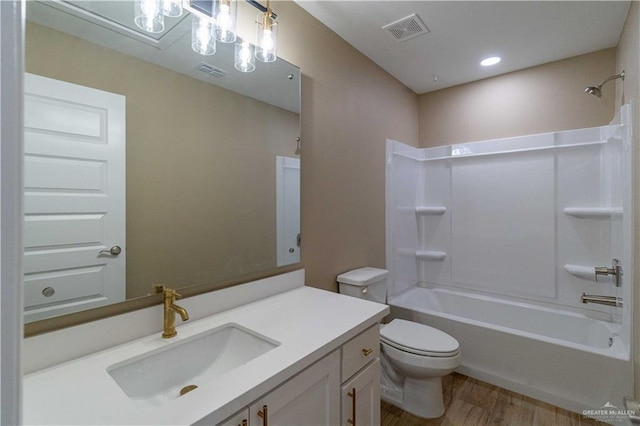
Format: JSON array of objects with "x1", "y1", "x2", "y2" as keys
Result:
[{"x1": 0, "y1": 0, "x2": 24, "y2": 424}]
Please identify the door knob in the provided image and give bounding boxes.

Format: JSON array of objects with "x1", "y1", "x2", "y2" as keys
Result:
[{"x1": 99, "y1": 246, "x2": 122, "y2": 256}]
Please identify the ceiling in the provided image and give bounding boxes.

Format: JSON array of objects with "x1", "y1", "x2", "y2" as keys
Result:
[{"x1": 294, "y1": 1, "x2": 631, "y2": 94}]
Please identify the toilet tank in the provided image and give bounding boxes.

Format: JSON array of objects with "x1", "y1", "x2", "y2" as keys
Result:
[{"x1": 337, "y1": 267, "x2": 389, "y2": 304}]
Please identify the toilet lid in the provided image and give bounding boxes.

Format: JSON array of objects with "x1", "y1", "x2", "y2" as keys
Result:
[{"x1": 380, "y1": 319, "x2": 459, "y2": 356}]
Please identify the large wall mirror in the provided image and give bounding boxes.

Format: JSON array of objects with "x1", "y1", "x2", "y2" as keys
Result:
[{"x1": 23, "y1": 1, "x2": 301, "y2": 326}]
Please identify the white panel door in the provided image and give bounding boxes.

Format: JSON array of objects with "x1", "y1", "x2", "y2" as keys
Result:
[
  {"x1": 276, "y1": 156, "x2": 300, "y2": 266},
  {"x1": 23, "y1": 73, "x2": 126, "y2": 322}
]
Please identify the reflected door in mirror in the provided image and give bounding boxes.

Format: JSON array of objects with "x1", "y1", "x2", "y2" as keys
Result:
[
  {"x1": 23, "y1": 73, "x2": 126, "y2": 322},
  {"x1": 276, "y1": 156, "x2": 300, "y2": 266}
]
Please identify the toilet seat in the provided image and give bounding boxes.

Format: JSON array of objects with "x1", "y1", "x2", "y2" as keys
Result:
[{"x1": 381, "y1": 319, "x2": 460, "y2": 358}]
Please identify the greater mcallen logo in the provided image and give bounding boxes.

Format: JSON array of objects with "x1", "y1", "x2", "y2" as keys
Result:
[{"x1": 582, "y1": 402, "x2": 635, "y2": 423}]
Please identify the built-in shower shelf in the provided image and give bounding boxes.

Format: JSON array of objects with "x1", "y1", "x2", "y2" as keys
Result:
[
  {"x1": 563, "y1": 207, "x2": 623, "y2": 218},
  {"x1": 416, "y1": 206, "x2": 447, "y2": 215},
  {"x1": 416, "y1": 250, "x2": 447, "y2": 261},
  {"x1": 564, "y1": 264, "x2": 596, "y2": 281}
]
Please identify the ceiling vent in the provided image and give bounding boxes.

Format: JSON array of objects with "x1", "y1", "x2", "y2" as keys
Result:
[
  {"x1": 194, "y1": 62, "x2": 227, "y2": 78},
  {"x1": 382, "y1": 13, "x2": 430, "y2": 43}
]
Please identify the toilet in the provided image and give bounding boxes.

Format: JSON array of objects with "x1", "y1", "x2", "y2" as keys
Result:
[{"x1": 337, "y1": 267, "x2": 460, "y2": 419}]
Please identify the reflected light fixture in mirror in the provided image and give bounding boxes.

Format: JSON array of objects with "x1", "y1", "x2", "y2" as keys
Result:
[
  {"x1": 256, "y1": 0, "x2": 277, "y2": 63},
  {"x1": 214, "y1": 0, "x2": 237, "y2": 43},
  {"x1": 162, "y1": 0, "x2": 183, "y2": 17},
  {"x1": 134, "y1": 0, "x2": 164, "y2": 33},
  {"x1": 134, "y1": 0, "x2": 278, "y2": 72},
  {"x1": 235, "y1": 38, "x2": 256, "y2": 72},
  {"x1": 192, "y1": 15, "x2": 216, "y2": 55}
]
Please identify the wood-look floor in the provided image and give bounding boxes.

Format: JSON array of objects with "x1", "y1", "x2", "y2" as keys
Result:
[{"x1": 381, "y1": 373, "x2": 608, "y2": 426}]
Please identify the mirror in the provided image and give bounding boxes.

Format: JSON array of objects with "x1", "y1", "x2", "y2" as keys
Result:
[{"x1": 23, "y1": 1, "x2": 301, "y2": 324}]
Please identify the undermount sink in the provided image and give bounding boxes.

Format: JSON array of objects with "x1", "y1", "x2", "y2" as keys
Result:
[{"x1": 107, "y1": 323, "x2": 280, "y2": 403}]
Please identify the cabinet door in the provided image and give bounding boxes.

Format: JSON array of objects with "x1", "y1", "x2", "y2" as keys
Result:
[
  {"x1": 216, "y1": 408, "x2": 249, "y2": 426},
  {"x1": 250, "y1": 350, "x2": 340, "y2": 426},
  {"x1": 341, "y1": 359, "x2": 381, "y2": 426}
]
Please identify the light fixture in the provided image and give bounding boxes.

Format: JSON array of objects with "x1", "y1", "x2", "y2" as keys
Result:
[
  {"x1": 255, "y1": 0, "x2": 277, "y2": 63},
  {"x1": 134, "y1": 0, "x2": 164, "y2": 33},
  {"x1": 480, "y1": 56, "x2": 501, "y2": 67},
  {"x1": 214, "y1": 0, "x2": 237, "y2": 43},
  {"x1": 235, "y1": 38, "x2": 256, "y2": 73},
  {"x1": 161, "y1": 0, "x2": 183, "y2": 17},
  {"x1": 191, "y1": 16, "x2": 216, "y2": 56},
  {"x1": 135, "y1": 0, "x2": 280, "y2": 72}
]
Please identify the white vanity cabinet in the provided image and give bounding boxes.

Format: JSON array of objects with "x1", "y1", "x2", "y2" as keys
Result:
[
  {"x1": 249, "y1": 350, "x2": 341, "y2": 425},
  {"x1": 215, "y1": 325, "x2": 381, "y2": 426},
  {"x1": 215, "y1": 351, "x2": 340, "y2": 426}
]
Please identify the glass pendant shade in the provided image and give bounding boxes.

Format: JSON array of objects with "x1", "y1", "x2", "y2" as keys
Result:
[
  {"x1": 135, "y1": 0, "x2": 164, "y2": 33},
  {"x1": 214, "y1": 0, "x2": 237, "y2": 43},
  {"x1": 255, "y1": 11, "x2": 277, "y2": 63},
  {"x1": 234, "y1": 39, "x2": 256, "y2": 73},
  {"x1": 192, "y1": 16, "x2": 216, "y2": 56},
  {"x1": 161, "y1": 0, "x2": 183, "y2": 17}
]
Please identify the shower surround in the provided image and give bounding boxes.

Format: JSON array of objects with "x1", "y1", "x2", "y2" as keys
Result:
[{"x1": 385, "y1": 105, "x2": 633, "y2": 413}]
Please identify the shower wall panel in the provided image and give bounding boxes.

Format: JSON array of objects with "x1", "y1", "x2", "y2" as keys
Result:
[
  {"x1": 450, "y1": 152, "x2": 556, "y2": 299},
  {"x1": 386, "y1": 106, "x2": 631, "y2": 316},
  {"x1": 386, "y1": 143, "x2": 422, "y2": 297}
]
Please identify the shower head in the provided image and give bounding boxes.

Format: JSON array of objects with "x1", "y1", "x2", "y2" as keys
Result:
[
  {"x1": 585, "y1": 85, "x2": 603, "y2": 98},
  {"x1": 585, "y1": 70, "x2": 625, "y2": 98}
]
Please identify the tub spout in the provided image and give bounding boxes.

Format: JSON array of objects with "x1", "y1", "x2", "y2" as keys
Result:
[{"x1": 580, "y1": 293, "x2": 622, "y2": 307}]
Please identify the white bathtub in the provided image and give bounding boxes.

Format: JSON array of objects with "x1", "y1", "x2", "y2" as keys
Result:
[{"x1": 388, "y1": 286, "x2": 633, "y2": 415}]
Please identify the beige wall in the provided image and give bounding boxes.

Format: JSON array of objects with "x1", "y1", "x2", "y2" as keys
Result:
[
  {"x1": 419, "y1": 49, "x2": 616, "y2": 147},
  {"x1": 270, "y1": 1, "x2": 419, "y2": 291},
  {"x1": 615, "y1": 0, "x2": 640, "y2": 398},
  {"x1": 25, "y1": 23, "x2": 300, "y2": 298}
]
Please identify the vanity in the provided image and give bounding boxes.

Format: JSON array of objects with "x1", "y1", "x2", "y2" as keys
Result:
[{"x1": 23, "y1": 270, "x2": 389, "y2": 425}]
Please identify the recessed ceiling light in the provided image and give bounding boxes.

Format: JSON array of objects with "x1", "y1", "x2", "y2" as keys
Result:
[{"x1": 480, "y1": 56, "x2": 501, "y2": 67}]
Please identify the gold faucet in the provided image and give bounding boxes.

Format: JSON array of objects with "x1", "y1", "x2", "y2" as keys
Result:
[{"x1": 154, "y1": 285, "x2": 189, "y2": 338}]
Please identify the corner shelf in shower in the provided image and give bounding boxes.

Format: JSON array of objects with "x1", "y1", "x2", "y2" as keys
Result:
[
  {"x1": 416, "y1": 250, "x2": 447, "y2": 261},
  {"x1": 563, "y1": 207, "x2": 623, "y2": 218}
]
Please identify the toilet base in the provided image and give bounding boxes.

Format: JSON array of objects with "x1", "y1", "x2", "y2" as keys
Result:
[{"x1": 381, "y1": 376, "x2": 446, "y2": 419}]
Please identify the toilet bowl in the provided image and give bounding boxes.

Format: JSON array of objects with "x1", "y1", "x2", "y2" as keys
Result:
[
  {"x1": 380, "y1": 319, "x2": 460, "y2": 418},
  {"x1": 337, "y1": 267, "x2": 461, "y2": 419}
]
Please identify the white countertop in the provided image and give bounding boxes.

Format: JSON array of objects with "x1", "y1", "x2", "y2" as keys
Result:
[{"x1": 24, "y1": 286, "x2": 389, "y2": 425}]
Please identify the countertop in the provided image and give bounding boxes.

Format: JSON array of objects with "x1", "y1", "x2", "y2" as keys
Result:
[{"x1": 23, "y1": 286, "x2": 389, "y2": 425}]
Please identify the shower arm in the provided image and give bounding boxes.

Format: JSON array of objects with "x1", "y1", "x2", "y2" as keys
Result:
[{"x1": 597, "y1": 70, "x2": 625, "y2": 88}]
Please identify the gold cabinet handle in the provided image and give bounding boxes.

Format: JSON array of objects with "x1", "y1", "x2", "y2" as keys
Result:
[
  {"x1": 347, "y1": 387, "x2": 356, "y2": 425},
  {"x1": 257, "y1": 405, "x2": 268, "y2": 426},
  {"x1": 362, "y1": 348, "x2": 373, "y2": 356}
]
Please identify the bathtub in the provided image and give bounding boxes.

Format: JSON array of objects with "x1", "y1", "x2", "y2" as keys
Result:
[{"x1": 388, "y1": 286, "x2": 633, "y2": 415}]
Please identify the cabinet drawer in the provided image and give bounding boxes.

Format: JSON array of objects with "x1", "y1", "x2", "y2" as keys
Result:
[{"x1": 341, "y1": 325, "x2": 379, "y2": 381}]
